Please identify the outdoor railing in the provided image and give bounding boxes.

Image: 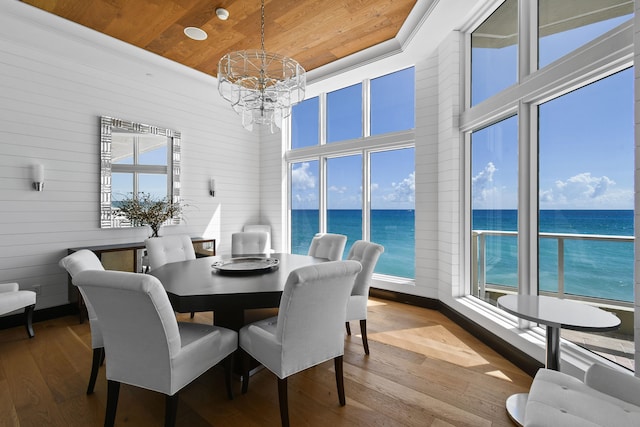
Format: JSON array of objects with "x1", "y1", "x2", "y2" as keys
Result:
[{"x1": 471, "y1": 230, "x2": 634, "y2": 307}]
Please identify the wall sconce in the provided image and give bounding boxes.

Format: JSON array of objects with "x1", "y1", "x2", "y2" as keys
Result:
[
  {"x1": 209, "y1": 178, "x2": 215, "y2": 197},
  {"x1": 32, "y1": 164, "x2": 44, "y2": 191}
]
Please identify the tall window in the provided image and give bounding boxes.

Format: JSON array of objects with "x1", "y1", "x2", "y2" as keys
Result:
[
  {"x1": 465, "y1": 1, "x2": 634, "y2": 371},
  {"x1": 470, "y1": 116, "x2": 518, "y2": 300},
  {"x1": 290, "y1": 160, "x2": 319, "y2": 255},
  {"x1": 288, "y1": 68, "x2": 415, "y2": 279},
  {"x1": 471, "y1": 0, "x2": 518, "y2": 106}
]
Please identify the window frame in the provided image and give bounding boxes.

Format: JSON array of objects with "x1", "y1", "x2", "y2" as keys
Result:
[
  {"x1": 461, "y1": 0, "x2": 634, "y2": 365},
  {"x1": 285, "y1": 67, "x2": 416, "y2": 280}
]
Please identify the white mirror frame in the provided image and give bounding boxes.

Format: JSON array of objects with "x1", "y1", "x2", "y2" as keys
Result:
[{"x1": 100, "y1": 116, "x2": 181, "y2": 229}]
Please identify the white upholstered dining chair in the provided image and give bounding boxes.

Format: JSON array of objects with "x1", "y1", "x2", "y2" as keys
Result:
[
  {"x1": 0, "y1": 282, "x2": 36, "y2": 339},
  {"x1": 307, "y1": 233, "x2": 347, "y2": 261},
  {"x1": 239, "y1": 260, "x2": 362, "y2": 427},
  {"x1": 345, "y1": 240, "x2": 384, "y2": 355},
  {"x1": 243, "y1": 224, "x2": 272, "y2": 253},
  {"x1": 145, "y1": 234, "x2": 197, "y2": 317},
  {"x1": 59, "y1": 249, "x2": 105, "y2": 394},
  {"x1": 231, "y1": 231, "x2": 270, "y2": 256},
  {"x1": 145, "y1": 234, "x2": 196, "y2": 271},
  {"x1": 73, "y1": 269, "x2": 238, "y2": 427}
]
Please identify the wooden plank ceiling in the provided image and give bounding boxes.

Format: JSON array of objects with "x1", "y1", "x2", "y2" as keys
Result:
[{"x1": 20, "y1": 0, "x2": 416, "y2": 77}]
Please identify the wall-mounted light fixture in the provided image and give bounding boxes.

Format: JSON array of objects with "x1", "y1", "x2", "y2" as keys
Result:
[
  {"x1": 209, "y1": 178, "x2": 215, "y2": 197},
  {"x1": 32, "y1": 163, "x2": 44, "y2": 191}
]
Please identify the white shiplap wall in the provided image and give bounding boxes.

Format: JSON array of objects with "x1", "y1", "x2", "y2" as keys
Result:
[{"x1": 0, "y1": 2, "x2": 261, "y2": 310}]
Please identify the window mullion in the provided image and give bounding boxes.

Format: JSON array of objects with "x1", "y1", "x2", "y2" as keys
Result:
[
  {"x1": 363, "y1": 79, "x2": 371, "y2": 138},
  {"x1": 363, "y1": 149, "x2": 371, "y2": 241}
]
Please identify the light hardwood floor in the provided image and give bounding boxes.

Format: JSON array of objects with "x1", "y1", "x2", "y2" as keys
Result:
[{"x1": 0, "y1": 298, "x2": 531, "y2": 426}]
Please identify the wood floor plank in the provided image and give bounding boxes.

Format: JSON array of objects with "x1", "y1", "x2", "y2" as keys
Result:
[{"x1": 0, "y1": 298, "x2": 532, "y2": 426}]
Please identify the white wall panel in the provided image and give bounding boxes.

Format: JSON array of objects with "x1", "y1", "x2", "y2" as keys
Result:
[{"x1": 0, "y1": 2, "x2": 259, "y2": 310}]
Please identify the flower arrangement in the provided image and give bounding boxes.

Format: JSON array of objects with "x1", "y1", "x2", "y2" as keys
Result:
[{"x1": 115, "y1": 192, "x2": 183, "y2": 237}]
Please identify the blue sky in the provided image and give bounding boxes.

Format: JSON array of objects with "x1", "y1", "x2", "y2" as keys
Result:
[
  {"x1": 291, "y1": 68, "x2": 416, "y2": 210},
  {"x1": 471, "y1": 13, "x2": 634, "y2": 210}
]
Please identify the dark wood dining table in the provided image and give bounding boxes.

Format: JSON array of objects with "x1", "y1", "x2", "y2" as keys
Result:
[{"x1": 149, "y1": 252, "x2": 327, "y2": 331}]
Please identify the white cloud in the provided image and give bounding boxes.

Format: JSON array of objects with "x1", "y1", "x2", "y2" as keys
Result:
[
  {"x1": 540, "y1": 172, "x2": 628, "y2": 208},
  {"x1": 472, "y1": 162, "x2": 498, "y2": 202},
  {"x1": 384, "y1": 172, "x2": 415, "y2": 203},
  {"x1": 292, "y1": 162, "x2": 316, "y2": 190},
  {"x1": 329, "y1": 185, "x2": 347, "y2": 194}
]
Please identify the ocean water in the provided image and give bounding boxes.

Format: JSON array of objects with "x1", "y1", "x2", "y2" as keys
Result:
[
  {"x1": 292, "y1": 209, "x2": 635, "y2": 303},
  {"x1": 291, "y1": 209, "x2": 415, "y2": 278},
  {"x1": 473, "y1": 210, "x2": 634, "y2": 303}
]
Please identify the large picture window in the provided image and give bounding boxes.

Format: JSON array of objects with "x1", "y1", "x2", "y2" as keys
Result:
[
  {"x1": 288, "y1": 68, "x2": 415, "y2": 279},
  {"x1": 465, "y1": 0, "x2": 634, "y2": 371}
]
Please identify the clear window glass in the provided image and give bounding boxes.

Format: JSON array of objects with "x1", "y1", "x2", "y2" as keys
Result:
[
  {"x1": 371, "y1": 148, "x2": 415, "y2": 278},
  {"x1": 538, "y1": 0, "x2": 633, "y2": 68},
  {"x1": 291, "y1": 161, "x2": 319, "y2": 255},
  {"x1": 538, "y1": 68, "x2": 634, "y2": 370},
  {"x1": 371, "y1": 67, "x2": 415, "y2": 135},
  {"x1": 470, "y1": 116, "x2": 518, "y2": 303},
  {"x1": 471, "y1": 0, "x2": 518, "y2": 106},
  {"x1": 327, "y1": 155, "x2": 363, "y2": 256},
  {"x1": 291, "y1": 97, "x2": 319, "y2": 149},
  {"x1": 327, "y1": 83, "x2": 362, "y2": 142}
]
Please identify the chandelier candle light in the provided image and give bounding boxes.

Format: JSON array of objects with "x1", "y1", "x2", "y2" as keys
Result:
[{"x1": 217, "y1": 0, "x2": 306, "y2": 132}]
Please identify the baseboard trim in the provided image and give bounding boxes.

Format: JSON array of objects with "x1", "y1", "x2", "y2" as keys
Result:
[
  {"x1": 0, "y1": 304, "x2": 78, "y2": 331},
  {"x1": 370, "y1": 288, "x2": 541, "y2": 377}
]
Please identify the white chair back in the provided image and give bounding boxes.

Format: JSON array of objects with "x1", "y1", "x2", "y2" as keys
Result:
[
  {"x1": 274, "y1": 260, "x2": 361, "y2": 377},
  {"x1": 73, "y1": 270, "x2": 182, "y2": 393},
  {"x1": 346, "y1": 240, "x2": 384, "y2": 297},
  {"x1": 145, "y1": 235, "x2": 196, "y2": 271},
  {"x1": 59, "y1": 249, "x2": 105, "y2": 347},
  {"x1": 232, "y1": 231, "x2": 270, "y2": 256},
  {"x1": 307, "y1": 233, "x2": 347, "y2": 261},
  {"x1": 243, "y1": 224, "x2": 272, "y2": 252}
]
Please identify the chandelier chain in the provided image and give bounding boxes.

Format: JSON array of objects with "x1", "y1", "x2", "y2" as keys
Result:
[{"x1": 260, "y1": 0, "x2": 265, "y2": 53}]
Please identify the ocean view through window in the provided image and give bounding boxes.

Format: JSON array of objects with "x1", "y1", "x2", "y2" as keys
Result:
[
  {"x1": 466, "y1": 1, "x2": 634, "y2": 370},
  {"x1": 289, "y1": 67, "x2": 415, "y2": 279}
]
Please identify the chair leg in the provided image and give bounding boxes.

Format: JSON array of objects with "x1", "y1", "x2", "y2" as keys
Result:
[
  {"x1": 241, "y1": 349, "x2": 251, "y2": 394},
  {"x1": 345, "y1": 321, "x2": 351, "y2": 336},
  {"x1": 334, "y1": 356, "x2": 346, "y2": 406},
  {"x1": 24, "y1": 304, "x2": 35, "y2": 338},
  {"x1": 223, "y1": 354, "x2": 234, "y2": 400},
  {"x1": 190, "y1": 311, "x2": 195, "y2": 318},
  {"x1": 105, "y1": 380, "x2": 120, "y2": 427},
  {"x1": 87, "y1": 347, "x2": 104, "y2": 394},
  {"x1": 360, "y1": 319, "x2": 370, "y2": 355},
  {"x1": 278, "y1": 377, "x2": 290, "y2": 427},
  {"x1": 165, "y1": 393, "x2": 179, "y2": 427}
]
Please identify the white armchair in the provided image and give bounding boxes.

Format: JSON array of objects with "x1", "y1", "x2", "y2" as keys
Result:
[
  {"x1": 0, "y1": 282, "x2": 36, "y2": 338},
  {"x1": 239, "y1": 260, "x2": 362, "y2": 427},
  {"x1": 523, "y1": 363, "x2": 640, "y2": 426},
  {"x1": 307, "y1": 233, "x2": 347, "y2": 261},
  {"x1": 73, "y1": 269, "x2": 238, "y2": 427},
  {"x1": 59, "y1": 249, "x2": 106, "y2": 394},
  {"x1": 345, "y1": 240, "x2": 384, "y2": 355}
]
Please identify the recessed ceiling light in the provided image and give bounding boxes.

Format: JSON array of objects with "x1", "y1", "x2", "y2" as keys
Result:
[
  {"x1": 184, "y1": 27, "x2": 208, "y2": 41},
  {"x1": 216, "y1": 8, "x2": 229, "y2": 21}
]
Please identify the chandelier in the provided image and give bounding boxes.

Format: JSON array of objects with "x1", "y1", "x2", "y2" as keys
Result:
[{"x1": 217, "y1": 0, "x2": 306, "y2": 133}]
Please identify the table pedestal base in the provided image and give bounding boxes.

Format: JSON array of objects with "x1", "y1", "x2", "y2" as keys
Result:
[{"x1": 506, "y1": 392, "x2": 528, "y2": 427}]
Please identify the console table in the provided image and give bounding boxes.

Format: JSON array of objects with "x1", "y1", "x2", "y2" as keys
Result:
[{"x1": 67, "y1": 237, "x2": 215, "y2": 322}]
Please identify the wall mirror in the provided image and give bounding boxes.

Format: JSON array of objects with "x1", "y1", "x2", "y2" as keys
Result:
[{"x1": 100, "y1": 116, "x2": 181, "y2": 229}]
